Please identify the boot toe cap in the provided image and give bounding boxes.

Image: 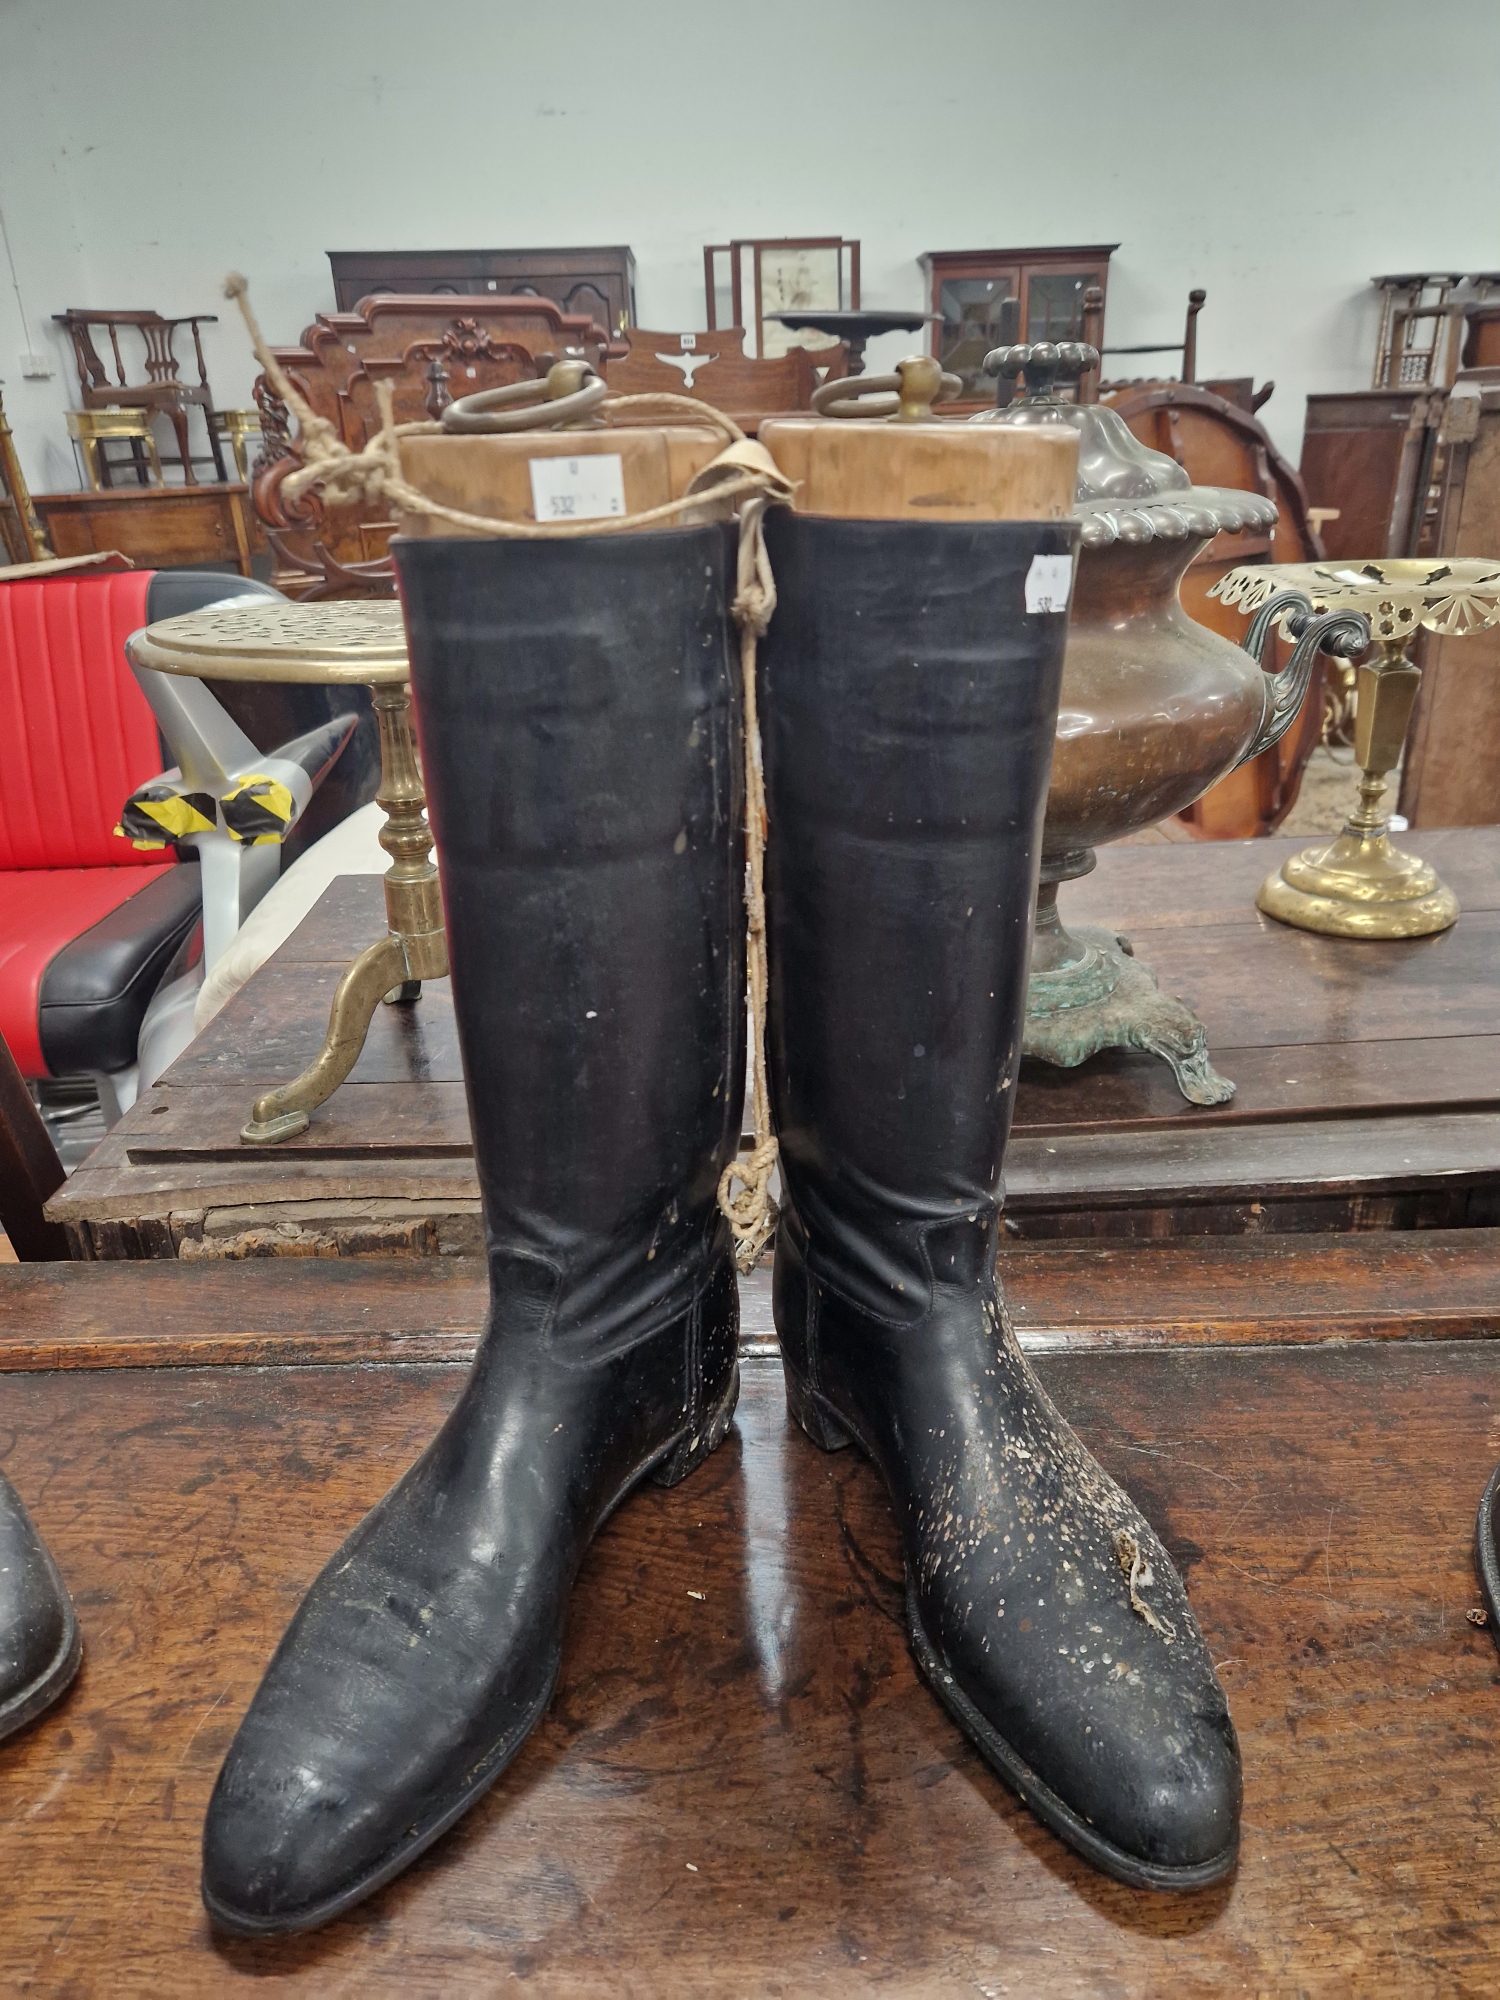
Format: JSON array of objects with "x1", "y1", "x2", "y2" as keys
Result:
[
  {"x1": 1100, "y1": 1703, "x2": 1242, "y2": 1877},
  {"x1": 202, "y1": 1751, "x2": 399, "y2": 1933}
]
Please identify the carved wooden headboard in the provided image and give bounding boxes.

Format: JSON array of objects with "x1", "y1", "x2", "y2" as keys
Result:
[{"x1": 251, "y1": 295, "x2": 610, "y2": 598}]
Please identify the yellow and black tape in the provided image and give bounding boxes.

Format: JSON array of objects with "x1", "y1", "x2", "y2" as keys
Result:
[
  {"x1": 221, "y1": 776, "x2": 295, "y2": 846},
  {"x1": 115, "y1": 783, "x2": 217, "y2": 850}
]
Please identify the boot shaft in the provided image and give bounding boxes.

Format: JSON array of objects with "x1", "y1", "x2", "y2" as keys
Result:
[
  {"x1": 759, "y1": 513, "x2": 1076, "y2": 1251},
  {"x1": 394, "y1": 526, "x2": 745, "y2": 1320}
]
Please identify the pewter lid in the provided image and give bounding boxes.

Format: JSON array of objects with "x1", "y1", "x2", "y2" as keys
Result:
[{"x1": 971, "y1": 341, "x2": 1278, "y2": 550}]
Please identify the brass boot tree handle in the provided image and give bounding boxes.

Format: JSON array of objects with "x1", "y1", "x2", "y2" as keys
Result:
[
  {"x1": 442, "y1": 359, "x2": 609, "y2": 434},
  {"x1": 811, "y1": 354, "x2": 963, "y2": 423}
]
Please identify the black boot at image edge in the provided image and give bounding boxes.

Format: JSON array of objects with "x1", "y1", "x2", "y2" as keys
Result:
[{"x1": 0, "y1": 1470, "x2": 82, "y2": 1745}]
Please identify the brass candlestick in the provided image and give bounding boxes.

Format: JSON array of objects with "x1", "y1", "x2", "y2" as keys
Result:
[
  {"x1": 127, "y1": 599, "x2": 448, "y2": 1141},
  {"x1": 1214, "y1": 560, "x2": 1500, "y2": 939}
]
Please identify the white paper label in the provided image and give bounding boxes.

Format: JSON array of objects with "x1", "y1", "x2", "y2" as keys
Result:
[
  {"x1": 1025, "y1": 552, "x2": 1074, "y2": 614},
  {"x1": 529, "y1": 453, "x2": 626, "y2": 523}
]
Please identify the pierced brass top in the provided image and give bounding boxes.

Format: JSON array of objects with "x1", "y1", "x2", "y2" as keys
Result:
[
  {"x1": 127, "y1": 599, "x2": 409, "y2": 684},
  {"x1": 1214, "y1": 558, "x2": 1500, "y2": 643}
]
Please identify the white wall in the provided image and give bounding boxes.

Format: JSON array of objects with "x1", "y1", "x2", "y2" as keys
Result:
[{"x1": 2, "y1": 0, "x2": 1498, "y2": 495}]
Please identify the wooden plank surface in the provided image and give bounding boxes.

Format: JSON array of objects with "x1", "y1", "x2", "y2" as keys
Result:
[
  {"x1": 1, "y1": 1344, "x2": 1498, "y2": 1992},
  {"x1": 5, "y1": 1229, "x2": 1500, "y2": 1371},
  {"x1": 49, "y1": 829, "x2": 1500, "y2": 1247}
]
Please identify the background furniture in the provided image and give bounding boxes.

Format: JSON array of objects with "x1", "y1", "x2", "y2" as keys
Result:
[
  {"x1": 53, "y1": 308, "x2": 229, "y2": 485},
  {"x1": 1368, "y1": 272, "x2": 1500, "y2": 389},
  {"x1": 1299, "y1": 387, "x2": 1447, "y2": 561},
  {"x1": 602, "y1": 328, "x2": 843, "y2": 427},
  {"x1": 210, "y1": 407, "x2": 263, "y2": 482},
  {"x1": 1463, "y1": 304, "x2": 1500, "y2": 369},
  {"x1": 2, "y1": 566, "x2": 378, "y2": 1152},
  {"x1": 0, "y1": 384, "x2": 50, "y2": 563},
  {"x1": 327, "y1": 247, "x2": 637, "y2": 332},
  {"x1": 65, "y1": 409, "x2": 164, "y2": 490},
  {"x1": 763, "y1": 307, "x2": 936, "y2": 377},
  {"x1": 1299, "y1": 274, "x2": 1500, "y2": 563},
  {"x1": 1371, "y1": 272, "x2": 1467, "y2": 389},
  {"x1": 51, "y1": 827, "x2": 1500, "y2": 1258},
  {"x1": 0, "y1": 568, "x2": 206, "y2": 1120},
  {"x1": 0, "y1": 1028, "x2": 68, "y2": 1261},
  {"x1": 251, "y1": 294, "x2": 612, "y2": 595},
  {"x1": 920, "y1": 244, "x2": 1116, "y2": 404},
  {"x1": 1, "y1": 1244, "x2": 1499, "y2": 1986},
  {"x1": 31, "y1": 484, "x2": 260, "y2": 575},
  {"x1": 1400, "y1": 371, "x2": 1500, "y2": 829},
  {"x1": 704, "y1": 238, "x2": 859, "y2": 357}
]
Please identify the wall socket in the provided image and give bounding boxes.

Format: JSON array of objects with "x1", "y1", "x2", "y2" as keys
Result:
[{"x1": 19, "y1": 352, "x2": 53, "y2": 378}]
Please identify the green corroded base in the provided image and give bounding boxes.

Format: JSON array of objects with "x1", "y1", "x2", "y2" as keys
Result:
[{"x1": 1023, "y1": 924, "x2": 1235, "y2": 1108}]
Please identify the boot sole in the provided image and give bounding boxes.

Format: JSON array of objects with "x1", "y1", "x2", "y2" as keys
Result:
[
  {"x1": 203, "y1": 1363, "x2": 741, "y2": 1938},
  {"x1": 786, "y1": 1369, "x2": 1238, "y2": 1894},
  {"x1": 0, "y1": 1602, "x2": 82, "y2": 1745}
]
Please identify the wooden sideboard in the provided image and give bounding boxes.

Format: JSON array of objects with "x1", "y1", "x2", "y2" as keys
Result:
[
  {"x1": 31, "y1": 482, "x2": 259, "y2": 574},
  {"x1": 1400, "y1": 370, "x2": 1500, "y2": 829},
  {"x1": 326, "y1": 247, "x2": 637, "y2": 333}
]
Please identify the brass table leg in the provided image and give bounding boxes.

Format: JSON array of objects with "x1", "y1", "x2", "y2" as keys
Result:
[
  {"x1": 242, "y1": 680, "x2": 449, "y2": 1144},
  {"x1": 1256, "y1": 637, "x2": 1457, "y2": 938}
]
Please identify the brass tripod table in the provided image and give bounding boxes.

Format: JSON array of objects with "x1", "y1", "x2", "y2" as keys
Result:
[
  {"x1": 1214, "y1": 559, "x2": 1500, "y2": 939},
  {"x1": 127, "y1": 599, "x2": 447, "y2": 1143}
]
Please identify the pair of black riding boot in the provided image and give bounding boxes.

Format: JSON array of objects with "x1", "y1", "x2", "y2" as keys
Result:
[{"x1": 201, "y1": 514, "x2": 1241, "y2": 1934}]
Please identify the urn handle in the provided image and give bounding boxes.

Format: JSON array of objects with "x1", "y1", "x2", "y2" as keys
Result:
[{"x1": 1233, "y1": 590, "x2": 1373, "y2": 769}]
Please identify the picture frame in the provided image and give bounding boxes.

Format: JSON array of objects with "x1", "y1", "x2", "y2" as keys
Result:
[{"x1": 703, "y1": 238, "x2": 860, "y2": 356}]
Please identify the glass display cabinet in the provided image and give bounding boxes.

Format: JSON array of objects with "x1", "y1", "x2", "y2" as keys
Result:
[{"x1": 919, "y1": 245, "x2": 1117, "y2": 404}]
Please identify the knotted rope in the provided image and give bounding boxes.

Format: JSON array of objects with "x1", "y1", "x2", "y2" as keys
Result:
[{"x1": 226, "y1": 275, "x2": 784, "y2": 1272}]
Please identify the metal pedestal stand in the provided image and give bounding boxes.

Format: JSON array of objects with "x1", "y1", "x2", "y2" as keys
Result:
[{"x1": 127, "y1": 599, "x2": 447, "y2": 1145}]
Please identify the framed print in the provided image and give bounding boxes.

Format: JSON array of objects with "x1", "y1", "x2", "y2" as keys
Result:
[{"x1": 703, "y1": 238, "x2": 860, "y2": 355}]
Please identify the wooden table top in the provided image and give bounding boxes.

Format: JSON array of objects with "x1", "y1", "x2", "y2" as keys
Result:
[
  {"x1": 49, "y1": 826, "x2": 1500, "y2": 1255},
  {"x1": 1, "y1": 1246, "x2": 1497, "y2": 1992}
]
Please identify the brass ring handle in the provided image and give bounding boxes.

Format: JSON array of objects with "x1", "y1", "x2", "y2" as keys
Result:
[
  {"x1": 441, "y1": 361, "x2": 608, "y2": 434},
  {"x1": 811, "y1": 354, "x2": 963, "y2": 423}
]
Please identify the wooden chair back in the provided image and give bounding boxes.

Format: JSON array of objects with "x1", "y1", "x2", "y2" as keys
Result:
[
  {"x1": 604, "y1": 330, "x2": 841, "y2": 415},
  {"x1": 53, "y1": 309, "x2": 216, "y2": 398},
  {"x1": 252, "y1": 296, "x2": 610, "y2": 595}
]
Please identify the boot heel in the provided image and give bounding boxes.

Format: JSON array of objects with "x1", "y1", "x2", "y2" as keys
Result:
[
  {"x1": 651, "y1": 1364, "x2": 740, "y2": 1488},
  {"x1": 783, "y1": 1365, "x2": 852, "y2": 1453}
]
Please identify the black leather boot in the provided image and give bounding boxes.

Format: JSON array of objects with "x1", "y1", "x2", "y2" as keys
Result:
[
  {"x1": 0, "y1": 1469, "x2": 81, "y2": 1742},
  {"x1": 202, "y1": 525, "x2": 746, "y2": 1935},
  {"x1": 1477, "y1": 1461, "x2": 1500, "y2": 1648},
  {"x1": 760, "y1": 514, "x2": 1241, "y2": 1890}
]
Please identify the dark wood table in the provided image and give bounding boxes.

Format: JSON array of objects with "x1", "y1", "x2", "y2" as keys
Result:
[
  {"x1": 49, "y1": 827, "x2": 1500, "y2": 1258},
  {"x1": 2, "y1": 1246, "x2": 1499, "y2": 1990}
]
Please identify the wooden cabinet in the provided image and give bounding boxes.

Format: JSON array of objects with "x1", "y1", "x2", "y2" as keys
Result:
[
  {"x1": 1399, "y1": 374, "x2": 1500, "y2": 830},
  {"x1": 920, "y1": 245, "x2": 1116, "y2": 404},
  {"x1": 326, "y1": 248, "x2": 637, "y2": 335},
  {"x1": 1299, "y1": 389, "x2": 1445, "y2": 561}
]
